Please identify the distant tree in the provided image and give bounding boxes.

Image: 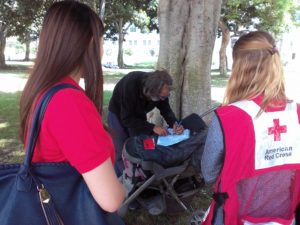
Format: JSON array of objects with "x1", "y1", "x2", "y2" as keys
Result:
[
  {"x1": 0, "y1": 0, "x2": 17, "y2": 67},
  {"x1": 103, "y1": 0, "x2": 157, "y2": 68},
  {"x1": 0, "y1": 0, "x2": 52, "y2": 66},
  {"x1": 99, "y1": 0, "x2": 106, "y2": 19},
  {"x1": 218, "y1": 0, "x2": 295, "y2": 76},
  {"x1": 13, "y1": 0, "x2": 50, "y2": 61}
]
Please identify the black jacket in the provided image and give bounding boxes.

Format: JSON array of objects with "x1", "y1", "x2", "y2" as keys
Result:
[{"x1": 108, "y1": 71, "x2": 177, "y2": 136}]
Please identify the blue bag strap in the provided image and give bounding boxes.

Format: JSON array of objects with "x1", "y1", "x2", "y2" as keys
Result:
[{"x1": 23, "y1": 83, "x2": 80, "y2": 168}]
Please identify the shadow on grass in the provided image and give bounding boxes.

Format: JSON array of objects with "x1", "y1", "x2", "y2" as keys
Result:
[
  {"x1": 0, "y1": 67, "x2": 221, "y2": 224},
  {"x1": 1, "y1": 61, "x2": 33, "y2": 70},
  {"x1": 0, "y1": 91, "x2": 24, "y2": 163},
  {"x1": 104, "y1": 71, "x2": 127, "y2": 77},
  {"x1": 0, "y1": 62, "x2": 32, "y2": 78},
  {"x1": 211, "y1": 75, "x2": 229, "y2": 88},
  {"x1": 103, "y1": 71, "x2": 126, "y2": 84},
  {"x1": 123, "y1": 187, "x2": 213, "y2": 225},
  {"x1": 125, "y1": 61, "x2": 156, "y2": 70}
]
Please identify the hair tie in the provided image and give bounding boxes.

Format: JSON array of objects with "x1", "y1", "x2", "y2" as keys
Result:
[{"x1": 268, "y1": 46, "x2": 278, "y2": 55}]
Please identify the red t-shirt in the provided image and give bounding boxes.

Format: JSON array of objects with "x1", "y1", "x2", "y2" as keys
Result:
[{"x1": 31, "y1": 76, "x2": 114, "y2": 174}]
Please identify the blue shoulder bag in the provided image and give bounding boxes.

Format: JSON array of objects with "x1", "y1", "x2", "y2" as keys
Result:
[{"x1": 0, "y1": 84, "x2": 124, "y2": 225}]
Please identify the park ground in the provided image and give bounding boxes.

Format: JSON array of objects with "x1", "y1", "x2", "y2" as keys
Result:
[{"x1": 0, "y1": 60, "x2": 299, "y2": 225}]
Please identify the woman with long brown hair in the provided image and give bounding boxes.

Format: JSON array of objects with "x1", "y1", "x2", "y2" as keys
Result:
[
  {"x1": 201, "y1": 31, "x2": 300, "y2": 224},
  {"x1": 19, "y1": 0, "x2": 125, "y2": 216}
]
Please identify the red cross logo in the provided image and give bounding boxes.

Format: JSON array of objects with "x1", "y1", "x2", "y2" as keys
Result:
[{"x1": 268, "y1": 119, "x2": 287, "y2": 141}]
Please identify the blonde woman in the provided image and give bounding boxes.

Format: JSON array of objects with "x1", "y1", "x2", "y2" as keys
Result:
[{"x1": 201, "y1": 31, "x2": 300, "y2": 225}]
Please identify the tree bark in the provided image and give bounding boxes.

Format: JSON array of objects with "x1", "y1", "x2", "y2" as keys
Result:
[
  {"x1": 24, "y1": 31, "x2": 31, "y2": 61},
  {"x1": 219, "y1": 19, "x2": 230, "y2": 77},
  {"x1": 0, "y1": 24, "x2": 7, "y2": 68},
  {"x1": 99, "y1": 0, "x2": 106, "y2": 20},
  {"x1": 157, "y1": 0, "x2": 222, "y2": 119},
  {"x1": 117, "y1": 18, "x2": 124, "y2": 68}
]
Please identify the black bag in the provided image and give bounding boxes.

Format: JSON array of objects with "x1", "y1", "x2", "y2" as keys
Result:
[
  {"x1": 125, "y1": 113, "x2": 207, "y2": 170},
  {"x1": 0, "y1": 84, "x2": 124, "y2": 225}
]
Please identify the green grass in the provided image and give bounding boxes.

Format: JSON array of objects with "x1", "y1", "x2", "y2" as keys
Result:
[
  {"x1": 211, "y1": 75, "x2": 229, "y2": 88},
  {"x1": 0, "y1": 65, "x2": 227, "y2": 161},
  {"x1": 0, "y1": 91, "x2": 24, "y2": 163},
  {"x1": 103, "y1": 71, "x2": 126, "y2": 77},
  {"x1": 104, "y1": 71, "x2": 126, "y2": 84},
  {"x1": 0, "y1": 86, "x2": 213, "y2": 225},
  {"x1": 123, "y1": 188, "x2": 212, "y2": 225},
  {"x1": 104, "y1": 90, "x2": 113, "y2": 105},
  {"x1": 0, "y1": 63, "x2": 32, "y2": 78},
  {"x1": 0, "y1": 63, "x2": 223, "y2": 225},
  {"x1": 126, "y1": 61, "x2": 156, "y2": 69}
]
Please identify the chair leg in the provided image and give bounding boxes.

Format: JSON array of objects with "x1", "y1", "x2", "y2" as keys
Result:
[{"x1": 162, "y1": 178, "x2": 189, "y2": 212}]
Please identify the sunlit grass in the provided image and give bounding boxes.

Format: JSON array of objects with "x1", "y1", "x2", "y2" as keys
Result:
[
  {"x1": 0, "y1": 122, "x2": 9, "y2": 129},
  {"x1": 0, "y1": 63, "x2": 32, "y2": 78},
  {"x1": 0, "y1": 71, "x2": 28, "y2": 78},
  {"x1": 0, "y1": 90, "x2": 23, "y2": 163},
  {"x1": 0, "y1": 138, "x2": 15, "y2": 146},
  {"x1": 126, "y1": 61, "x2": 156, "y2": 69},
  {"x1": 0, "y1": 63, "x2": 221, "y2": 224},
  {"x1": 103, "y1": 71, "x2": 126, "y2": 77},
  {"x1": 0, "y1": 138, "x2": 24, "y2": 163},
  {"x1": 211, "y1": 75, "x2": 229, "y2": 88}
]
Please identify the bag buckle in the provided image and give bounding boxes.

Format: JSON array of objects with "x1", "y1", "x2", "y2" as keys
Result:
[{"x1": 38, "y1": 185, "x2": 51, "y2": 204}]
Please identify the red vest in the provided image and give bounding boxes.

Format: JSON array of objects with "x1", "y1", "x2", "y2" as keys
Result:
[{"x1": 202, "y1": 100, "x2": 300, "y2": 225}]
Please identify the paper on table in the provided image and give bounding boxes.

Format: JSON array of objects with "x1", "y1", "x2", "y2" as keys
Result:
[{"x1": 157, "y1": 129, "x2": 190, "y2": 146}]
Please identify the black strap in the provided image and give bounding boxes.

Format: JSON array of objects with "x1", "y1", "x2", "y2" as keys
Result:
[
  {"x1": 211, "y1": 191, "x2": 228, "y2": 224},
  {"x1": 212, "y1": 192, "x2": 229, "y2": 205},
  {"x1": 23, "y1": 83, "x2": 80, "y2": 167}
]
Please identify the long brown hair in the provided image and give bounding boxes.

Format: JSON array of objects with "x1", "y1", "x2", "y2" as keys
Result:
[
  {"x1": 19, "y1": 1, "x2": 104, "y2": 143},
  {"x1": 223, "y1": 31, "x2": 286, "y2": 113}
]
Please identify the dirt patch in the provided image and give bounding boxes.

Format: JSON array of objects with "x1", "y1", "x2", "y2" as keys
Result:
[{"x1": 0, "y1": 139, "x2": 24, "y2": 164}]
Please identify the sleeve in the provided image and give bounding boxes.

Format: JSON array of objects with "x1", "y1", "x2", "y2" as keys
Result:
[
  {"x1": 201, "y1": 114, "x2": 225, "y2": 184},
  {"x1": 45, "y1": 89, "x2": 114, "y2": 173},
  {"x1": 119, "y1": 85, "x2": 155, "y2": 134},
  {"x1": 156, "y1": 98, "x2": 177, "y2": 127}
]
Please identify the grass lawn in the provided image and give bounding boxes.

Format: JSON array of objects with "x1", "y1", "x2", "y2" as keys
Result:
[
  {"x1": 211, "y1": 75, "x2": 230, "y2": 88},
  {"x1": 123, "y1": 188, "x2": 212, "y2": 225},
  {"x1": 0, "y1": 62, "x2": 32, "y2": 78},
  {"x1": 0, "y1": 62, "x2": 225, "y2": 225},
  {"x1": 0, "y1": 91, "x2": 24, "y2": 163},
  {"x1": 126, "y1": 61, "x2": 156, "y2": 69}
]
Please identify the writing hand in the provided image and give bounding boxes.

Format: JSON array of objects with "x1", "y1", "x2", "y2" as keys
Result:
[
  {"x1": 173, "y1": 121, "x2": 184, "y2": 135},
  {"x1": 153, "y1": 125, "x2": 168, "y2": 136}
]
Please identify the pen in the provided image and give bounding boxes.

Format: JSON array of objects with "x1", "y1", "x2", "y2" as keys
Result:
[{"x1": 175, "y1": 120, "x2": 182, "y2": 128}]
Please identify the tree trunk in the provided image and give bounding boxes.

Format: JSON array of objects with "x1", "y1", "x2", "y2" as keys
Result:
[
  {"x1": 157, "y1": 0, "x2": 222, "y2": 119},
  {"x1": 83, "y1": 0, "x2": 97, "y2": 11},
  {"x1": 24, "y1": 31, "x2": 31, "y2": 61},
  {"x1": 117, "y1": 18, "x2": 124, "y2": 69},
  {"x1": 219, "y1": 19, "x2": 230, "y2": 77},
  {"x1": 99, "y1": 0, "x2": 106, "y2": 20},
  {"x1": 0, "y1": 24, "x2": 7, "y2": 68}
]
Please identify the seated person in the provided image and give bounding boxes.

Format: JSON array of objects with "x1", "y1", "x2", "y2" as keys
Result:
[{"x1": 108, "y1": 70, "x2": 184, "y2": 176}]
